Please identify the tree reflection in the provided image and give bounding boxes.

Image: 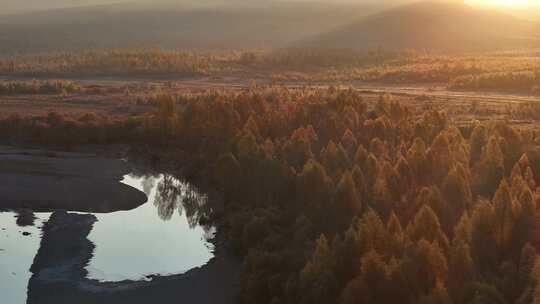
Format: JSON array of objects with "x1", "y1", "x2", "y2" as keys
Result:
[
  {"x1": 153, "y1": 174, "x2": 210, "y2": 227},
  {"x1": 141, "y1": 176, "x2": 156, "y2": 197},
  {"x1": 15, "y1": 209, "x2": 36, "y2": 227}
]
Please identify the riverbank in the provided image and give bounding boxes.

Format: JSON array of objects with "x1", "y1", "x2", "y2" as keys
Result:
[
  {"x1": 0, "y1": 146, "x2": 147, "y2": 212},
  {"x1": 27, "y1": 211, "x2": 241, "y2": 304},
  {"x1": 0, "y1": 145, "x2": 242, "y2": 304}
]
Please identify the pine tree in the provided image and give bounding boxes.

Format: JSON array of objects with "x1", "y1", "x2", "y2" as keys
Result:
[
  {"x1": 418, "y1": 282, "x2": 453, "y2": 304},
  {"x1": 410, "y1": 187, "x2": 449, "y2": 234},
  {"x1": 519, "y1": 244, "x2": 537, "y2": 291},
  {"x1": 470, "y1": 123, "x2": 488, "y2": 164},
  {"x1": 475, "y1": 135, "x2": 505, "y2": 197},
  {"x1": 333, "y1": 171, "x2": 362, "y2": 228},
  {"x1": 300, "y1": 234, "x2": 338, "y2": 304},
  {"x1": 470, "y1": 201, "x2": 498, "y2": 275},
  {"x1": 340, "y1": 250, "x2": 390, "y2": 304},
  {"x1": 333, "y1": 226, "x2": 361, "y2": 285},
  {"x1": 341, "y1": 129, "x2": 357, "y2": 160},
  {"x1": 453, "y1": 212, "x2": 472, "y2": 246},
  {"x1": 387, "y1": 211, "x2": 405, "y2": 257},
  {"x1": 296, "y1": 159, "x2": 331, "y2": 215},
  {"x1": 441, "y1": 164, "x2": 472, "y2": 230},
  {"x1": 427, "y1": 131, "x2": 452, "y2": 184},
  {"x1": 357, "y1": 209, "x2": 388, "y2": 256},
  {"x1": 352, "y1": 165, "x2": 367, "y2": 201},
  {"x1": 406, "y1": 205, "x2": 449, "y2": 253},
  {"x1": 492, "y1": 179, "x2": 517, "y2": 254},
  {"x1": 402, "y1": 240, "x2": 448, "y2": 297},
  {"x1": 284, "y1": 127, "x2": 315, "y2": 169},
  {"x1": 354, "y1": 144, "x2": 368, "y2": 168},
  {"x1": 369, "y1": 137, "x2": 387, "y2": 158},
  {"x1": 407, "y1": 137, "x2": 428, "y2": 184},
  {"x1": 447, "y1": 240, "x2": 476, "y2": 302},
  {"x1": 395, "y1": 155, "x2": 412, "y2": 194},
  {"x1": 364, "y1": 153, "x2": 380, "y2": 195}
]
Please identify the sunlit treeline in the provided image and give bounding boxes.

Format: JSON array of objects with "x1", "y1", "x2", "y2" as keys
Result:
[
  {"x1": 270, "y1": 53, "x2": 540, "y2": 87},
  {"x1": 0, "y1": 112, "x2": 140, "y2": 145},
  {"x1": 2, "y1": 48, "x2": 539, "y2": 94},
  {"x1": 3, "y1": 87, "x2": 540, "y2": 304},
  {"x1": 451, "y1": 71, "x2": 540, "y2": 94},
  {"x1": 0, "y1": 80, "x2": 80, "y2": 95},
  {"x1": 0, "y1": 49, "x2": 215, "y2": 77}
]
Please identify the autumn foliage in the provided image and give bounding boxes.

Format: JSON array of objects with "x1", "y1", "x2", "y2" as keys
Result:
[{"x1": 3, "y1": 87, "x2": 540, "y2": 304}]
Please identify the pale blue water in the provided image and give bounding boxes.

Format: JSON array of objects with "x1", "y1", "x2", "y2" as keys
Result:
[
  {"x1": 0, "y1": 173, "x2": 215, "y2": 303},
  {"x1": 0, "y1": 212, "x2": 50, "y2": 304}
]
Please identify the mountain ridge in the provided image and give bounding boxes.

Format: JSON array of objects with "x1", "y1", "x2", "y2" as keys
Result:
[{"x1": 301, "y1": 1, "x2": 540, "y2": 52}]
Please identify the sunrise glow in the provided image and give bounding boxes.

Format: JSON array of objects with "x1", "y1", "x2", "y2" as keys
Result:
[{"x1": 468, "y1": 0, "x2": 532, "y2": 7}]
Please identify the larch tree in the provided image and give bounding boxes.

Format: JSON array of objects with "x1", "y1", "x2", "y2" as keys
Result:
[
  {"x1": 333, "y1": 170, "x2": 362, "y2": 229},
  {"x1": 406, "y1": 205, "x2": 450, "y2": 253},
  {"x1": 441, "y1": 164, "x2": 472, "y2": 230},
  {"x1": 300, "y1": 234, "x2": 338, "y2": 304},
  {"x1": 296, "y1": 159, "x2": 332, "y2": 217},
  {"x1": 447, "y1": 240, "x2": 476, "y2": 303},
  {"x1": 492, "y1": 179, "x2": 517, "y2": 255}
]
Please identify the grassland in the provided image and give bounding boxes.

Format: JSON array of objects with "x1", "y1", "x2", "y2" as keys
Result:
[{"x1": 1, "y1": 49, "x2": 540, "y2": 94}]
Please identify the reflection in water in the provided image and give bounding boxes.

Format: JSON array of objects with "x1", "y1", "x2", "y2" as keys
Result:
[
  {"x1": 85, "y1": 173, "x2": 214, "y2": 282},
  {"x1": 15, "y1": 209, "x2": 36, "y2": 227},
  {"x1": 0, "y1": 172, "x2": 215, "y2": 303},
  {"x1": 141, "y1": 176, "x2": 156, "y2": 197},
  {"x1": 27, "y1": 211, "x2": 97, "y2": 304},
  {"x1": 154, "y1": 175, "x2": 181, "y2": 221},
  {"x1": 154, "y1": 174, "x2": 210, "y2": 227},
  {"x1": 0, "y1": 212, "x2": 50, "y2": 304}
]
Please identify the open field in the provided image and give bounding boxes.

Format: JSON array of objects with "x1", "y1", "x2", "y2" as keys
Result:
[
  {"x1": 1, "y1": 49, "x2": 539, "y2": 95},
  {"x1": 2, "y1": 77, "x2": 540, "y2": 127}
]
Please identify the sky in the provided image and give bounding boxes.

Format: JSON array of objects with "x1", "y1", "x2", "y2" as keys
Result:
[
  {"x1": 1, "y1": 0, "x2": 538, "y2": 14},
  {"x1": 468, "y1": 0, "x2": 533, "y2": 7}
]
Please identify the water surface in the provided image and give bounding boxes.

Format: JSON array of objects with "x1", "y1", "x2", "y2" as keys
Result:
[
  {"x1": 86, "y1": 174, "x2": 215, "y2": 282},
  {"x1": 0, "y1": 212, "x2": 50, "y2": 304},
  {"x1": 0, "y1": 172, "x2": 214, "y2": 303}
]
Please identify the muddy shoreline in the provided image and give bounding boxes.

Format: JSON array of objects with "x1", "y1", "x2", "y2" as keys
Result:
[
  {"x1": 0, "y1": 146, "x2": 147, "y2": 213},
  {"x1": 0, "y1": 145, "x2": 241, "y2": 304},
  {"x1": 27, "y1": 211, "x2": 241, "y2": 304}
]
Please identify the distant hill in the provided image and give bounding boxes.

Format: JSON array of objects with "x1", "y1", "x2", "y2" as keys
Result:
[
  {"x1": 1, "y1": 0, "x2": 538, "y2": 55},
  {"x1": 0, "y1": 1, "x2": 383, "y2": 55},
  {"x1": 302, "y1": 1, "x2": 540, "y2": 52}
]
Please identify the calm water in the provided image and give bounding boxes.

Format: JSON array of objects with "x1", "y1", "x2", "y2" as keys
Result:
[{"x1": 0, "y1": 173, "x2": 215, "y2": 303}]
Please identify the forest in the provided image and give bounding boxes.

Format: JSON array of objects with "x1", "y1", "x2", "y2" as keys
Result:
[
  {"x1": 0, "y1": 80, "x2": 80, "y2": 95},
  {"x1": 2, "y1": 48, "x2": 539, "y2": 94},
  {"x1": 3, "y1": 87, "x2": 540, "y2": 304},
  {"x1": 0, "y1": 49, "x2": 215, "y2": 77},
  {"x1": 2, "y1": 0, "x2": 540, "y2": 303}
]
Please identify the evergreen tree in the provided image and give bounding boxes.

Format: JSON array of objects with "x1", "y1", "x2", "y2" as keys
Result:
[
  {"x1": 492, "y1": 179, "x2": 517, "y2": 254},
  {"x1": 470, "y1": 123, "x2": 488, "y2": 164},
  {"x1": 300, "y1": 235, "x2": 338, "y2": 304},
  {"x1": 470, "y1": 201, "x2": 498, "y2": 275},
  {"x1": 447, "y1": 240, "x2": 476, "y2": 302},
  {"x1": 333, "y1": 171, "x2": 362, "y2": 229},
  {"x1": 296, "y1": 159, "x2": 331, "y2": 217},
  {"x1": 407, "y1": 137, "x2": 428, "y2": 184},
  {"x1": 406, "y1": 205, "x2": 450, "y2": 253}
]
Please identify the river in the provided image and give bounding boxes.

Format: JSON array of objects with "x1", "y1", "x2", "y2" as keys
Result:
[{"x1": 0, "y1": 172, "x2": 216, "y2": 303}]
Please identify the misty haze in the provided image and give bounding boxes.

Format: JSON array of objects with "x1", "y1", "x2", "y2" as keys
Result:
[{"x1": 1, "y1": 1, "x2": 540, "y2": 304}]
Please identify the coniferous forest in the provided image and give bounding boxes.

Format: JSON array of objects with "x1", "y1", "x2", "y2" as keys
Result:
[
  {"x1": 3, "y1": 87, "x2": 540, "y2": 303},
  {"x1": 3, "y1": 1, "x2": 540, "y2": 303}
]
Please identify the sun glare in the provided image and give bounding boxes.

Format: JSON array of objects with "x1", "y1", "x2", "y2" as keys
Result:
[{"x1": 469, "y1": 0, "x2": 531, "y2": 7}]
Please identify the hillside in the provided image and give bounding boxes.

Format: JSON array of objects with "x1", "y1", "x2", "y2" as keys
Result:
[
  {"x1": 0, "y1": 1, "x2": 382, "y2": 55},
  {"x1": 303, "y1": 1, "x2": 540, "y2": 52}
]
